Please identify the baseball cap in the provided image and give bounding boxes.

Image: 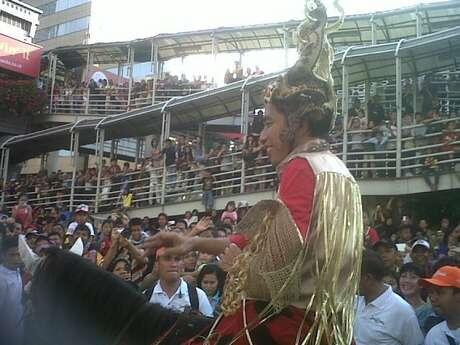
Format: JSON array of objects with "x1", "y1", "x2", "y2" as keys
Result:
[
  {"x1": 420, "y1": 266, "x2": 460, "y2": 289},
  {"x1": 411, "y1": 239, "x2": 430, "y2": 251},
  {"x1": 75, "y1": 204, "x2": 89, "y2": 213},
  {"x1": 373, "y1": 240, "x2": 397, "y2": 251}
]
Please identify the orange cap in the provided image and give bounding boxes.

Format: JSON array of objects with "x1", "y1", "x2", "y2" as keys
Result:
[{"x1": 420, "y1": 266, "x2": 460, "y2": 289}]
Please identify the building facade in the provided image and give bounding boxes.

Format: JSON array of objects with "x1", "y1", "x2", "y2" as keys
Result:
[
  {"x1": 26, "y1": 0, "x2": 91, "y2": 50},
  {"x1": 0, "y1": 0, "x2": 41, "y2": 42}
]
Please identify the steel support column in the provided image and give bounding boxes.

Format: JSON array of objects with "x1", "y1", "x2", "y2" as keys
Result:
[
  {"x1": 240, "y1": 86, "x2": 250, "y2": 193},
  {"x1": 370, "y1": 15, "x2": 377, "y2": 45},
  {"x1": 415, "y1": 8, "x2": 422, "y2": 38}
]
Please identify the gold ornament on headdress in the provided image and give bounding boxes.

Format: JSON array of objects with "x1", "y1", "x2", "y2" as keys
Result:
[{"x1": 265, "y1": 0, "x2": 345, "y2": 131}]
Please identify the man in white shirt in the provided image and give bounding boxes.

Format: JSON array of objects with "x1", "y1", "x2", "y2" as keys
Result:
[
  {"x1": 66, "y1": 204, "x2": 95, "y2": 236},
  {"x1": 354, "y1": 249, "x2": 424, "y2": 345},
  {"x1": 147, "y1": 247, "x2": 213, "y2": 317},
  {"x1": 0, "y1": 236, "x2": 24, "y2": 345},
  {"x1": 421, "y1": 265, "x2": 460, "y2": 345}
]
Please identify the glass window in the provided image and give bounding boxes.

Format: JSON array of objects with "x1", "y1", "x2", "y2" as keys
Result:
[
  {"x1": 35, "y1": 16, "x2": 89, "y2": 42},
  {"x1": 39, "y1": 0, "x2": 90, "y2": 16}
]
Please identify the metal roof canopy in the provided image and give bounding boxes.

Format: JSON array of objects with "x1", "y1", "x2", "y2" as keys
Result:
[
  {"x1": 6, "y1": 26, "x2": 460, "y2": 163},
  {"x1": 48, "y1": 1, "x2": 460, "y2": 68},
  {"x1": 333, "y1": 26, "x2": 460, "y2": 87}
]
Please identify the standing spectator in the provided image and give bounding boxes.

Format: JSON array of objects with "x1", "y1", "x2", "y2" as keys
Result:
[
  {"x1": 129, "y1": 218, "x2": 148, "y2": 247},
  {"x1": 374, "y1": 240, "x2": 401, "y2": 273},
  {"x1": 72, "y1": 224, "x2": 102, "y2": 265},
  {"x1": 0, "y1": 236, "x2": 23, "y2": 345},
  {"x1": 363, "y1": 212, "x2": 380, "y2": 248},
  {"x1": 196, "y1": 264, "x2": 226, "y2": 317},
  {"x1": 354, "y1": 250, "x2": 424, "y2": 345},
  {"x1": 404, "y1": 240, "x2": 432, "y2": 274},
  {"x1": 146, "y1": 248, "x2": 213, "y2": 317},
  {"x1": 398, "y1": 263, "x2": 434, "y2": 331},
  {"x1": 422, "y1": 150, "x2": 440, "y2": 191},
  {"x1": 156, "y1": 213, "x2": 170, "y2": 233},
  {"x1": 201, "y1": 170, "x2": 215, "y2": 212},
  {"x1": 441, "y1": 121, "x2": 458, "y2": 171},
  {"x1": 66, "y1": 204, "x2": 95, "y2": 237},
  {"x1": 348, "y1": 117, "x2": 365, "y2": 178},
  {"x1": 162, "y1": 139, "x2": 177, "y2": 192},
  {"x1": 421, "y1": 266, "x2": 460, "y2": 345},
  {"x1": 11, "y1": 194, "x2": 33, "y2": 230},
  {"x1": 220, "y1": 201, "x2": 238, "y2": 225}
]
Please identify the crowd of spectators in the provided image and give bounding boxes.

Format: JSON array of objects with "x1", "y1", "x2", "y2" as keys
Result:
[
  {"x1": 224, "y1": 61, "x2": 264, "y2": 84},
  {"x1": 355, "y1": 197, "x2": 460, "y2": 344},
  {"x1": 1, "y1": 191, "x2": 459, "y2": 344},
  {"x1": 329, "y1": 83, "x2": 459, "y2": 186},
  {"x1": 50, "y1": 71, "x2": 211, "y2": 115}
]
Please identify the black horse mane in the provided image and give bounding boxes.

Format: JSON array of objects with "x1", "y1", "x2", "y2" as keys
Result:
[{"x1": 30, "y1": 247, "x2": 177, "y2": 345}]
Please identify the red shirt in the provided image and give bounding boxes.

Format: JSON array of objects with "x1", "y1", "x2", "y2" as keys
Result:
[{"x1": 229, "y1": 158, "x2": 316, "y2": 249}]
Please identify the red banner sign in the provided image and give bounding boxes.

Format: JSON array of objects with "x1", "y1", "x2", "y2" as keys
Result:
[{"x1": 0, "y1": 33, "x2": 43, "y2": 78}]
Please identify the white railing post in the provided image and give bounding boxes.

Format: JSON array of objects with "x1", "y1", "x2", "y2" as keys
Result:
[
  {"x1": 342, "y1": 64, "x2": 349, "y2": 164},
  {"x1": 283, "y1": 26, "x2": 289, "y2": 68},
  {"x1": 160, "y1": 110, "x2": 171, "y2": 205},
  {"x1": 95, "y1": 128, "x2": 105, "y2": 213},
  {"x1": 127, "y1": 46, "x2": 134, "y2": 109},
  {"x1": 396, "y1": 55, "x2": 403, "y2": 178},
  {"x1": 151, "y1": 39, "x2": 159, "y2": 105},
  {"x1": 69, "y1": 131, "x2": 79, "y2": 210},
  {"x1": 1, "y1": 148, "x2": 9, "y2": 205},
  {"x1": 48, "y1": 53, "x2": 57, "y2": 112},
  {"x1": 240, "y1": 83, "x2": 250, "y2": 193}
]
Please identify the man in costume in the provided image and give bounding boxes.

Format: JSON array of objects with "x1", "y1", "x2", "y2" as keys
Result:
[
  {"x1": 24, "y1": 1, "x2": 362, "y2": 344},
  {"x1": 145, "y1": 0, "x2": 363, "y2": 344}
]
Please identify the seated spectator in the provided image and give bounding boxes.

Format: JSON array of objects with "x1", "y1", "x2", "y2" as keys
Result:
[
  {"x1": 182, "y1": 251, "x2": 198, "y2": 273},
  {"x1": 354, "y1": 250, "x2": 424, "y2": 345},
  {"x1": 34, "y1": 234, "x2": 52, "y2": 257},
  {"x1": 398, "y1": 263, "x2": 433, "y2": 331},
  {"x1": 383, "y1": 269, "x2": 400, "y2": 293},
  {"x1": 421, "y1": 266, "x2": 460, "y2": 345},
  {"x1": 175, "y1": 220, "x2": 188, "y2": 234},
  {"x1": 156, "y1": 213, "x2": 170, "y2": 233},
  {"x1": 0, "y1": 236, "x2": 23, "y2": 345},
  {"x1": 66, "y1": 204, "x2": 95, "y2": 237},
  {"x1": 397, "y1": 225, "x2": 415, "y2": 254},
  {"x1": 146, "y1": 248, "x2": 213, "y2": 317},
  {"x1": 196, "y1": 264, "x2": 226, "y2": 317}
]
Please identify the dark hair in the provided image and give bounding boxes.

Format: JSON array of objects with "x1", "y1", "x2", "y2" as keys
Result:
[
  {"x1": 109, "y1": 257, "x2": 131, "y2": 273},
  {"x1": 75, "y1": 224, "x2": 91, "y2": 236},
  {"x1": 176, "y1": 220, "x2": 187, "y2": 228},
  {"x1": 1, "y1": 235, "x2": 18, "y2": 254},
  {"x1": 48, "y1": 231, "x2": 63, "y2": 239},
  {"x1": 196, "y1": 264, "x2": 226, "y2": 297},
  {"x1": 400, "y1": 263, "x2": 426, "y2": 279},
  {"x1": 225, "y1": 201, "x2": 236, "y2": 211},
  {"x1": 432, "y1": 256, "x2": 460, "y2": 275},
  {"x1": 157, "y1": 213, "x2": 168, "y2": 220},
  {"x1": 361, "y1": 249, "x2": 386, "y2": 281},
  {"x1": 129, "y1": 218, "x2": 143, "y2": 228}
]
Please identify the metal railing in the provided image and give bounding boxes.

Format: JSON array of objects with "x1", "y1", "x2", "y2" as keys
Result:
[
  {"x1": 2, "y1": 117, "x2": 458, "y2": 213},
  {"x1": 49, "y1": 86, "x2": 205, "y2": 116}
]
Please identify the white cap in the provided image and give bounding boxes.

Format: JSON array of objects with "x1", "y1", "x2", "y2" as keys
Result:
[
  {"x1": 412, "y1": 239, "x2": 430, "y2": 250},
  {"x1": 75, "y1": 204, "x2": 89, "y2": 213}
]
